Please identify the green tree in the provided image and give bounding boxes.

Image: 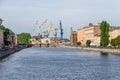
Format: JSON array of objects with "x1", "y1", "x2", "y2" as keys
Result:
[
  {"x1": 110, "y1": 39, "x2": 115, "y2": 46},
  {"x1": 111, "y1": 35, "x2": 120, "y2": 46},
  {"x1": 0, "y1": 18, "x2": 5, "y2": 30},
  {"x1": 100, "y1": 21, "x2": 110, "y2": 47},
  {"x1": 0, "y1": 18, "x2": 3, "y2": 25},
  {"x1": 116, "y1": 36, "x2": 120, "y2": 45},
  {"x1": 77, "y1": 42, "x2": 81, "y2": 45},
  {"x1": 86, "y1": 40, "x2": 91, "y2": 47},
  {"x1": 0, "y1": 18, "x2": 15, "y2": 46},
  {"x1": 18, "y1": 33, "x2": 31, "y2": 44}
]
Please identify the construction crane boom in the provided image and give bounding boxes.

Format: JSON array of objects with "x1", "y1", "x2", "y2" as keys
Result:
[
  {"x1": 43, "y1": 22, "x2": 58, "y2": 38},
  {"x1": 34, "y1": 19, "x2": 48, "y2": 38},
  {"x1": 39, "y1": 19, "x2": 47, "y2": 30}
]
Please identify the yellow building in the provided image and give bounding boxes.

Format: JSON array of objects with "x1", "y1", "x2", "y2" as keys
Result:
[
  {"x1": 29, "y1": 37, "x2": 37, "y2": 45},
  {"x1": 109, "y1": 27, "x2": 120, "y2": 40}
]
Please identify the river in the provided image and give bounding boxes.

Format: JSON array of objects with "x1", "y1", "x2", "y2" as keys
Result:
[{"x1": 0, "y1": 47, "x2": 120, "y2": 80}]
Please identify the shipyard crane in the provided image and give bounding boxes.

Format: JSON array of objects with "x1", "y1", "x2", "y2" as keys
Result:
[
  {"x1": 43, "y1": 22, "x2": 53, "y2": 38},
  {"x1": 34, "y1": 19, "x2": 48, "y2": 38},
  {"x1": 59, "y1": 20, "x2": 63, "y2": 39},
  {"x1": 43, "y1": 22, "x2": 58, "y2": 38},
  {"x1": 49, "y1": 23, "x2": 58, "y2": 38},
  {"x1": 39, "y1": 19, "x2": 47, "y2": 31},
  {"x1": 34, "y1": 20, "x2": 39, "y2": 32}
]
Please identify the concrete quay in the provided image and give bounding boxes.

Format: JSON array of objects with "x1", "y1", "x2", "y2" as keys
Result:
[{"x1": 61, "y1": 45, "x2": 120, "y2": 55}]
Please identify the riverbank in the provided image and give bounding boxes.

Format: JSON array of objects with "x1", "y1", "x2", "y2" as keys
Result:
[
  {"x1": 0, "y1": 45, "x2": 32, "y2": 59},
  {"x1": 61, "y1": 45, "x2": 120, "y2": 55}
]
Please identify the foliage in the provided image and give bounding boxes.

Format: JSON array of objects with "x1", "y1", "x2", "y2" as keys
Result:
[
  {"x1": 111, "y1": 35, "x2": 120, "y2": 46},
  {"x1": 18, "y1": 33, "x2": 31, "y2": 44},
  {"x1": 0, "y1": 18, "x2": 5, "y2": 30},
  {"x1": 0, "y1": 25, "x2": 5, "y2": 30},
  {"x1": 77, "y1": 42, "x2": 81, "y2": 45},
  {"x1": 0, "y1": 18, "x2": 15, "y2": 46},
  {"x1": 0, "y1": 18, "x2": 3, "y2": 25},
  {"x1": 86, "y1": 40, "x2": 91, "y2": 47},
  {"x1": 100, "y1": 21, "x2": 110, "y2": 47},
  {"x1": 110, "y1": 39, "x2": 116, "y2": 46}
]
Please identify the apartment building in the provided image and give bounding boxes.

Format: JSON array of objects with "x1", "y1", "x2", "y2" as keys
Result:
[
  {"x1": 109, "y1": 27, "x2": 120, "y2": 40},
  {"x1": 77, "y1": 23, "x2": 101, "y2": 46},
  {"x1": 77, "y1": 28, "x2": 85, "y2": 45}
]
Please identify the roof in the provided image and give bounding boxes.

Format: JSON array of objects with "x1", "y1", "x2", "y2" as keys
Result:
[
  {"x1": 109, "y1": 26, "x2": 120, "y2": 32},
  {"x1": 71, "y1": 31, "x2": 77, "y2": 34}
]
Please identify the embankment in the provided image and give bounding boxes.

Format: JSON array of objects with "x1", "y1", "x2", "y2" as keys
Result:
[
  {"x1": 0, "y1": 45, "x2": 32, "y2": 59},
  {"x1": 61, "y1": 45, "x2": 120, "y2": 55}
]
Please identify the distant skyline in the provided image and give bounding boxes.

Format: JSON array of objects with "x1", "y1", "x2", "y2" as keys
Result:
[{"x1": 0, "y1": 0, "x2": 120, "y2": 38}]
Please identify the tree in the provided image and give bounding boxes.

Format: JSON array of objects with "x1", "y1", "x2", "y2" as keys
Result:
[
  {"x1": 77, "y1": 42, "x2": 81, "y2": 45},
  {"x1": 0, "y1": 18, "x2": 15, "y2": 46},
  {"x1": 0, "y1": 18, "x2": 3, "y2": 25},
  {"x1": 116, "y1": 36, "x2": 120, "y2": 45},
  {"x1": 0, "y1": 18, "x2": 5, "y2": 30},
  {"x1": 111, "y1": 35, "x2": 120, "y2": 46},
  {"x1": 86, "y1": 40, "x2": 91, "y2": 47},
  {"x1": 100, "y1": 21, "x2": 110, "y2": 47},
  {"x1": 18, "y1": 33, "x2": 31, "y2": 44},
  {"x1": 110, "y1": 39, "x2": 115, "y2": 46}
]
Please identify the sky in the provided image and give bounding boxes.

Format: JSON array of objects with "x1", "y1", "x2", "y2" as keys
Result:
[{"x1": 0, "y1": 0, "x2": 120, "y2": 39}]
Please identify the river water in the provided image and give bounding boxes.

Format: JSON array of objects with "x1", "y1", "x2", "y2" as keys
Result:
[{"x1": 0, "y1": 47, "x2": 120, "y2": 80}]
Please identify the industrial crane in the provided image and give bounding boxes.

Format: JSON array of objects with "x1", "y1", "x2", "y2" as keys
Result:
[
  {"x1": 43, "y1": 22, "x2": 58, "y2": 38},
  {"x1": 59, "y1": 20, "x2": 63, "y2": 39},
  {"x1": 34, "y1": 19, "x2": 48, "y2": 38}
]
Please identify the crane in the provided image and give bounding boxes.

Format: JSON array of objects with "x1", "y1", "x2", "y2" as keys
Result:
[
  {"x1": 39, "y1": 19, "x2": 47, "y2": 31},
  {"x1": 34, "y1": 20, "x2": 39, "y2": 32},
  {"x1": 34, "y1": 19, "x2": 48, "y2": 38},
  {"x1": 59, "y1": 20, "x2": 63, "y2": 39},
  {"x1": 43, "y1": 22, "x2": 58, "y2": 38}
]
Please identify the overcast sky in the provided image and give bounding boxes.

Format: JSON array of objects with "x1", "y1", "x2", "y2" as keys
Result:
[{"x1": 0, "y1": 0, "x2": 120, "y2": 38}]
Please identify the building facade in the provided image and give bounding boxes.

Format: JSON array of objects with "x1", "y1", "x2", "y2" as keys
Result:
[
  {"x1": 109, "y1": 27, "x2": 120, "y2": 40},
  {"x1": 77, "y1": 28, "x2": 85, "y2": 45},
  {"x1": 70, "y1": 31, "x2": 77, "y2": 45},
  {"x1": 77, "y1": 23, "x2": 101, "y2": 46}
]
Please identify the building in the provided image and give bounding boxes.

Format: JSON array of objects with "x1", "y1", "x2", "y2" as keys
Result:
[
  {"x1": 77, "y1": 23, "x2": 101, "y2": 46},
  {"x1": 8, "y1": 34, "x2": 18, "y2": 47},
  {"x1": 77, "y1": 23, "x2": 120, "y2": 46},
  {"x1": 77, "y1": 28, "x2": 85, "y2": 45},
  {"x1": 70, "y1": 31, "x2": 77, "y2": 45},
  {"x1": 0, "y1": 29, "x2": 4, "y2": 47},
  {"x1": 109, "y1": 27, "x2": 120, "y2": 40}
]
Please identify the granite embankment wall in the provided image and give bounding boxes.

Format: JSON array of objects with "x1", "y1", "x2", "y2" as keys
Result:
[
  {"x1": 0, "y1": 45, "x2": 32, "y2": 59},
  {"x1": 0, "y1": 48, "x2": 21, "y2": 59},
  {"x1": 61, "y1": 45, "x2": 120, "y2": 54}
]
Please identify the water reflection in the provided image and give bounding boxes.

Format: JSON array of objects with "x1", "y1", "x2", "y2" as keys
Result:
[{"x1": 100, "y1": 52, "x2": 109, "y2": 56}]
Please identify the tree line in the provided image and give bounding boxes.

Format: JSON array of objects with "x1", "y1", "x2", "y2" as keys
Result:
[{"x1": 0, "y1": 18, "x2": 31, "y2": 46}]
